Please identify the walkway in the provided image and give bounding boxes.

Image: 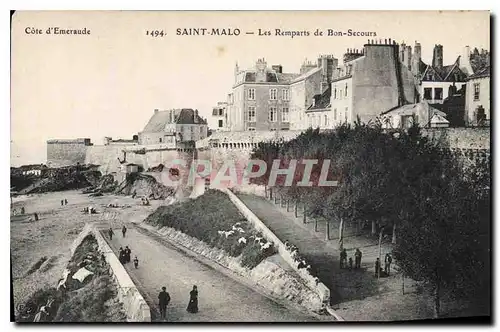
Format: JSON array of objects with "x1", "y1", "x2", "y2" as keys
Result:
[
  {"x1": 236, "y1": 193, "x2": 433, "y2": 321},
  {"x1": 101, "y1": 225, "x2": 318, "y2": 322}
]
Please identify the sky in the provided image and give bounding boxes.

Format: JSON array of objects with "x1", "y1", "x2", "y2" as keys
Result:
[{"x1": 10, "y1": 10, "x2": 490, "y2": 166}]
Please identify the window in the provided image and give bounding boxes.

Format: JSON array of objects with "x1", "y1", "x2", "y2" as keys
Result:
[
  {"x1": 269, "y1": 107, "x2": 277, "y2": 122},
  {"x1": 282, "y1": 89, "x2": 289, "y2": 101},
  {"x1": 334, "y1": 108, "x2": 337, "y2": 121},
  {"x1": 270, "y1": 88, "x2": 277, "y2": 100},
  {"x1": 345, "y1": 84, "x2": 348, "y2": 97},
  {"x1": 247, "y1": 127, "x2": 256, "y2": 131},
  {"x1": 247, "y1": 106, "x2": 256, "y2": 122},
  {"x1": 282, "y1": 107, "x2": 290, "y2": 122},
  {"x1": 324, "y1": 115, "x2": 328, "y2": 127},
  {"x1": 424, "y1": 88, "x2": 432, "y2": 100},
  {"x1": 159, "y1": 137, "x2": 162, "y2": 143},
  {"x1": 248, "y1": 88, "x2": 256, "y2": 100},
  {"x1": 474, "y1": 83, "x2": 480, "y2": 101},
  {"x1": 218, "y1": 119, "x2": 223, "y2": 128},
  {"x1": 218, "y1": 109, "x2": 224, "y2": 116},
  {"x1": 434, "y1": 88, "x2": 443, "y2": 100},
  {"x1": 345, "y1": 107, "x2": 348, "y2": 122},
  {"x1": 334, "y1": 88, "x2": 337, "y2": 99}
]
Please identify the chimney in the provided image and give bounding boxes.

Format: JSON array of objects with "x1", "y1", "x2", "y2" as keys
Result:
[
  {"x1": 272, "y1": 65, "x2": 283, "y2": 73},
  {"x1": 154, "y1": 109, "x2": 159, "y2": 113},
  {"x1": 412, "y1": 41, "x2": 422, "y2": 76},
  {"x1": 256, "y1": 58, "x2": 267, "y2": 82},
  {"x1": 194, "y1": 109, "x2": 199, "y2": 124},
  {"x1": 432, "y1": 44, "x2": 443, "y2": 69}
]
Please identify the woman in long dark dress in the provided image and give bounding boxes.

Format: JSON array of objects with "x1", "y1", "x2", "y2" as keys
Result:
[{"x1": 186, "y1": 285, "x2": 198, "y2": 313}]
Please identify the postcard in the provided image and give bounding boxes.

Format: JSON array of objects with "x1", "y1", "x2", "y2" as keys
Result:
[{"x1": 10, "y1": 10, "x2": 491, "y2": 323}]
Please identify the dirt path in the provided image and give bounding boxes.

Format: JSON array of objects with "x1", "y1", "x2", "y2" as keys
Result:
[
  {"x1": 103, "y1": 227, "x2": 317, "y2": 322},
  {"x1": 236, "y1": 193, "x2": 435, "y2": 321}
]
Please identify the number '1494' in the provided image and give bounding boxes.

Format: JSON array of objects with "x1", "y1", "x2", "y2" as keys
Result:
[{"x1": 146, "y1": 30, "x2": 166, "y2": 37}]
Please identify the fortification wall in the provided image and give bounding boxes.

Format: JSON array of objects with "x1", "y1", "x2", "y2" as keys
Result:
[
  {"x1": 66, "y1": 224, "x2": 151, "y2": 322},
  {"x1": 47, "y1": 142, "x2": 88, "y2": 168},
  {"x1": 422, "y1": 127, "x2": 490, "y2": 150},
  {"x1": 85, "y1": 145, "x2": 193, "y2": 176}
]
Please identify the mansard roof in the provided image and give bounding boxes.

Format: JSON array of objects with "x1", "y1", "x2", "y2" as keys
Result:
[
  {"x1": 142, "y1": 109, "x2": 207, "y2": 132},
  {"x1": 242, "y1": 71, "x2": 300, "y2": 84}
]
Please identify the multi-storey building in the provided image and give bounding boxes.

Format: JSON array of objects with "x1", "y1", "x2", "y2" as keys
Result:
[
  {"x1": 330, "y1": 39, "x2": 418, "y2": 126},
  {"x1": 465, "y1": 65, "x2": 490, "y2": 127},
  {"x1": 227, "y1": 56, "x2": 337, "y2": 131},
  {"x1": 212, "y1": 102, "x2": 229, "y2": 131},
  {"x1": 138, "y1": 108, "x2": 208, "y2": 145},
  {"x1": 411, "y1": 43, "x2": 469, "y2": 105}
]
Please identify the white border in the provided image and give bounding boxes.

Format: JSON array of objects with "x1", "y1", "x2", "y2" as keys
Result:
[{"x1": 2, "y1": 1, "x2": 496, "y2": 332}]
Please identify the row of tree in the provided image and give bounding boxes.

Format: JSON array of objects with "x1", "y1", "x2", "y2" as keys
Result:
[{"x1": 249, "y1": 121, "x2": 490, "y2": 318}]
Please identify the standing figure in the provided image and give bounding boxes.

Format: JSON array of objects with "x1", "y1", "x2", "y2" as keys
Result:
[
  {"x1": 118, "y1": 247, "x2": 125, "y2": 264},
  {"x1": 375, "y1": 258, "x2": 381, "y2": 278},
  {"x1": 348, "y1": 257, "x2": 353, "y2": 271},
  {"x1": 125, "y1": 246, "x2": 132, "y2": 263},
  {"x1": 158, "y1": 287, "x2": 171, "y2": 320},
  {"x1": 108, "y1": 227, "x2": 114, "y2": 240},
  {"x1": 385, "y1": 253, "x2": 392, "y2": 276},
  {"x1": 60, "y1": 200, "x2": 64, "y2": 206},
  {"x1": 355, "y1": 248, "x2": 362, "y2": 269},
  {"x1": 122, "y1": 226, "x2": 127, "y2": 238},
  {"x1": 133, "y1": 256, "x2": 139, "y2": 269},
  {"x1": 21, "y1": 207, "x2": 25, "y2": 215},
  {"x1": 34, "y1": 213, "x2": 39, "y2": 221},
  {"x1": 340, "y1": 248, "x2": 347, "y2": 269},
  {"x1": 186, "y1": 285, "x2": 199, "y2": 313},
  {"x1": 64, "y1": 199, "x2": 68, "y2": 205}
]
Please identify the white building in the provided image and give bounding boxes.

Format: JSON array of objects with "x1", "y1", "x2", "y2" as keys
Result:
[{"x1": 465, "y1": 66, "x2": 490, "y2": 127}]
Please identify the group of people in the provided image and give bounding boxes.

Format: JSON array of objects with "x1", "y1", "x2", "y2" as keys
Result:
[
  {"x1": 60, "y1": 199, "x2": 68, "y2": 206},
  {"x1": 157, "y1": 285, "x2": 199, "y2": 320},
  {"x1": 83, "y1": 206, "x2": 97, "y2": 214},
  {"x1": 119, "y1": 246, "x2": 137, "y2": 267},
  {"x1": 375, "y1": 253, "x2": 393, "y2": 277},
  {"x1": 108, "y1": 226, "x2": 139, "y2": 268},
  {"x1": 339, "y1": 248, "x2": 363, "y2": 270}
]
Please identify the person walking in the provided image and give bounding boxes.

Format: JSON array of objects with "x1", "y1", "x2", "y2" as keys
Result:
[
  {"x1": 34, "y1": 213, "x2": 39, "y2": 221},
  {"x1": 385, "y1": 253, "x2": 392, "y2": 276},
  {"x1": 133, "y1": 256, "x2": 139, "y2": 269},
  {"x1": 348, "y1": 257, "x2": 353, "y2": 271},
  {"x1": 124, "y1": 246, "x2": 132, "y2": 263},
  {"x1": 108, "y1": 228, "x2": 114, "y2": 240},
  {"x1": 340, "y1": 248, "x2": 347, "y2": 269},
  {"x1": 118, "y1": 247, "x2": 125, "y2": 264},
  {"x1": 64, "y1": 199, "x2": 68, "y2": 205},
  {"x1": 355, "y1": 248, "x2": 362, "y2": 269},
  {"x1": 158, "y1": 287, "x2": 171, "y2": 320},
  {"x1": 186, "y1": 285, "x2": 199, "y2": 313},
  {"x1": 21, "y1": 207, "x2": 25, "y2": 215},
  {"x1": 122, "y1": 225, "x2": 127, "y2": 238},
  {"x1": 375, "y1": 258, "x2": 381, "y2": 278},
  {"x1": 60, "y1": 200, "x2": 64, "y2": 206}
]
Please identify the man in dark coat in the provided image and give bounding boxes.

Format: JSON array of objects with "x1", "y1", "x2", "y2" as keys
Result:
[
  {"x1": 118, "y1": 247, "x2": 125, "y2": 264},
  {"x1": 108, "y1": 228, "x2": 114, "y2": 240},
  {"x1": 355, "y1": 248, "x2": 362, "y2": 269},
  {"x1": 122, "y1": 226, "x2": 127, "y2": 238},
  {"x1": 158, "y1": 287, "x2": 171, "y2": 320},
  {"x1": 375, "y1": 258, "x2": 381, "y2": 278},
  {"x1": 124, "y1": 246, "x2": 131, "y2": 263},
  {"x1": 340, "y1": 248, "x2": 347, "y2": 269},
  {"x1": 385, "y1": 253, "x2": 392, "y2": 275}
]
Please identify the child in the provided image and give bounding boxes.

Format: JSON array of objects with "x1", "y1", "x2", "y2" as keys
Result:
[{"x1": 133, "y1": 256, "x2": 139, "y2": 269}]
